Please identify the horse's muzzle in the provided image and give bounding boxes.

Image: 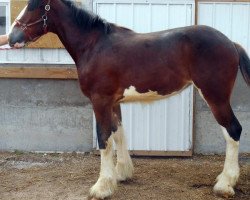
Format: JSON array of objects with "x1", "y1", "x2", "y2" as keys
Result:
[{"x1": 9, "y1": 27, "x2": 25, "y2": 47}]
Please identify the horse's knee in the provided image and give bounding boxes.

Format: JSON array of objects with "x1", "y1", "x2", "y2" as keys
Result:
[
  {"x1": 96, "y1": 123, "x2": 113, "y2": 149},
  {"x1": 96, "y1": 112, "x2": 119, "y2": 149}
]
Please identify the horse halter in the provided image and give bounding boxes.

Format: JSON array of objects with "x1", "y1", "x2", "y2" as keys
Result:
[{"x1": 15, "y1": 0, "x2": 51, "y2": 42}]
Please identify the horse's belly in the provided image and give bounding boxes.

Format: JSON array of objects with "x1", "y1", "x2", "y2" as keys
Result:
[{"x1": 119, "y1": 86, "x2": 179, "y2": 103}]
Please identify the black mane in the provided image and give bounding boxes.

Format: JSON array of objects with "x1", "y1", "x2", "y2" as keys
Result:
[
  {"x1": 61, "y1": 0, "x2": 111, "y2": 33},
  {"x1": 28, "y1": 0, "x2": 41, "y2": 11},
  {"x1": 28, "y1": 0, "x2": 111, "y2": 34}
]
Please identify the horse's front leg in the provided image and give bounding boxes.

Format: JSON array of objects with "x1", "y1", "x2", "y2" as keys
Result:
[
  {"x1": 90, "y1": 95, "x2": 117, "y2": 199},
  {"x1": 112, "y1": 105, "x2": 134, "y2": 181},
  {"x1": 90, "y1": 135, "x2": 116, "y2": 199}
]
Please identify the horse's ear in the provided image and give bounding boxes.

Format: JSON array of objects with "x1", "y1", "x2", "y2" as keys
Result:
[{"x1": 28, "y1": 0, "x2": 41, "y2": 11}]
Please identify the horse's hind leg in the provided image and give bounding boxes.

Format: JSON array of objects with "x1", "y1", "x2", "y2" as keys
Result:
[
  {"x1": 112, "y1": 105, "x2": 134, "y2": 181},
  {"x1": 211, "y1": 104, "x2": 241, "y2": 197},
  {"x1": 197, "y1": 87, "x2": 242, "y2": 197},
  {"x1": 215, "y1": 126, "x2": 240, "y2": 197}
]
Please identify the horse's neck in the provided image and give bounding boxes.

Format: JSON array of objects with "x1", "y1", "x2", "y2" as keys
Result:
[
  {"x1": 50, "y1": 3, "x2": 103, "y2": 65},
  {"x1": 54, "y1": 25, "x2": 101, "y2": 65}
]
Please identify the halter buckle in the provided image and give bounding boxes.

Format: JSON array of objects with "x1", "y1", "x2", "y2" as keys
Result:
[
  {"x1": 42, "y1": 15, "x2": 48, "y2": 21},
  {"x1": 21, "y1": 25, "x2": 27, "y2": 30},
  {"x1": 45, "y1": 4, "x2": 50, "y2": 11}
]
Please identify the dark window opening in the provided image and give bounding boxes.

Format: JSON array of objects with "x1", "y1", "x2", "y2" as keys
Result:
[{"x1": 0, "y1": 6, "x2": 6, "y2": 34}]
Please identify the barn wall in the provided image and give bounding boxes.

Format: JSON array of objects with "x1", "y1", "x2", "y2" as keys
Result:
[
  {"x1": 194, "y1": 2, "x2": 250, "y2": 154},
  {"x1": 0, "y1": 0, "x2": 249, "y2": 154},
  {"x1": 0, "y1": 79, "x2": 93, "y2": 152},
  {"x1": 0, "y1": 0, "x2": 93, "y2": 152}
]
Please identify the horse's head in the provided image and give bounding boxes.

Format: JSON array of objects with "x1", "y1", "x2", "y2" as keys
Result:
[{"x1": 9, "y1": 0, "x2": 52, "y2": 48}]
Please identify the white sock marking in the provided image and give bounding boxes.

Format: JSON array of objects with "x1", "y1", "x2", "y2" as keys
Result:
[
  {"x1": 99, "y1": 138, "x2": 116, "y2": 180},
  {"x1": 90, "y1": 137, "x2": 117, "y2": 199},
  {"x1": 113, "y1": 125, "x2": 134, "y2": 181},
  {"x1": 221, "y1": 127, "x2": 240, "y2": 183},
  {"x1": 214, "y1": 127, "x2": 240, "y2": 196}
]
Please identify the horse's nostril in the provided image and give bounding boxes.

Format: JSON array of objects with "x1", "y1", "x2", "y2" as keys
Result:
[
  {"x1": 9, "y1": 28, "x2": 25, "y2": 45},
  {"x1": 9, "y1": 43, "x2": 15, "y2": 47}
]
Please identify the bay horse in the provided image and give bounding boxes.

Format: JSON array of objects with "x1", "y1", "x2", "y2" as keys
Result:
[{"x1": 8, "y1": 0, "x2": 250, "y2": 199}]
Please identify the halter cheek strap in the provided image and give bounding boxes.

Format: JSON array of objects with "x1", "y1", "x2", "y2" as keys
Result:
[
  {"x1": 15, "y1": 0, "x2": 51, "y2": 42},
  {"x1": 43, "y1": 1, "x2": 51, "y2": 33}
]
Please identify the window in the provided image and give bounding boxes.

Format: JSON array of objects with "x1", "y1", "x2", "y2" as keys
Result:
[{"x1": 0, "y1": 0, "x2": 10, "y2": 35}]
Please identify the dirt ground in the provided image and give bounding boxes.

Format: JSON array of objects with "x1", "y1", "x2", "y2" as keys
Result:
[{"x1": 0, "y1": 152, "x2": 249, "y2": 200}]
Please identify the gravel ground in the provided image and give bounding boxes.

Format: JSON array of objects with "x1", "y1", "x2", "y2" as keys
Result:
[{"x1": 0, "y1": 152, "x2": 249, "y2": 200}]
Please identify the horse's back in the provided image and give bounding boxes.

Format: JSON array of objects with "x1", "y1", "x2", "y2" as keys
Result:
[{"x1": 82, "y1": 25, "x2": 239, "y2": 99}]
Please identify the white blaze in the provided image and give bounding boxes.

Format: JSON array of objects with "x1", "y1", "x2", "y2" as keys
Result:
[{"x1": 9, "y1": 6, "x2": 27, "y2": 34}]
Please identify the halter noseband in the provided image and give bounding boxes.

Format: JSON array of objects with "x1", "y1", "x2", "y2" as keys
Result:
[{"x1": 15, "y1": 0, "x2": 51, "y2": 42}]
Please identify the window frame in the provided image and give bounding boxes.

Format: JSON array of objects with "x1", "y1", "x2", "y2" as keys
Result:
[{"x1": 0, "y1": 0, "x2": 10, "y2": 35}]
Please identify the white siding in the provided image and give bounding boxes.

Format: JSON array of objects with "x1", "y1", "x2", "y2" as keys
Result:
[
  {"x1": 95, "y1": 0, "x2": 194, "y2": 32},
  {"x1": 120, "y1": 88, "x2": 193, "y2": 151},
  {"x1": 198, "y1": 2, "x2": 250, "y2": 54},
  {"x1": 0, "y1": 48, "x2": 74, "y2": 64},
  {"x1": 93, "y1": 0, "x2": 194, "y2": 152}
]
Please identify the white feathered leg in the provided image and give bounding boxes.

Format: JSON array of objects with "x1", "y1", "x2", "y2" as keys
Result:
[
  {"x1": 113, "y1": 125, "x2": 134, "y2": 181},
  {"x1": 90, "y1": 136, "x2": 117, "y2": 199},
  {"x1": 213, "y1": 127, "x2": 240, "y2": 197}
]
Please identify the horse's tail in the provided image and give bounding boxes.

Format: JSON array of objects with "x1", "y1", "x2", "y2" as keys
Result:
[{"x1": 234, "y1": 43, "x2": 250, "y2": 86}]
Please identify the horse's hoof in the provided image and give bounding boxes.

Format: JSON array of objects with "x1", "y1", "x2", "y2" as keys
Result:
[
  {"x1": 90, "y1": 177, "x2": 117, "y2": 199},
  {"x1": 215, "y1": 171, "x2": 239, "y2": 187},
  {"x1": 213, "y1": 182, "x2": 235, "y2": 198},
  {"x1": 89, "y1": 197, "x2": 98, "y2": 200},
  {"x1": 116, "y1": 160, "x2": 134, "y2": 181}
]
